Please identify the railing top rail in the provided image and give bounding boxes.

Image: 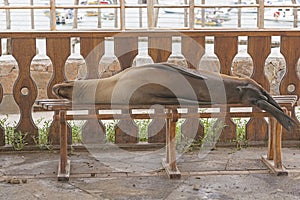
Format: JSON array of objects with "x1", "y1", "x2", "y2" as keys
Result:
[{"x1": 0, "y1": 29, "x2": 300, "y2": 38}]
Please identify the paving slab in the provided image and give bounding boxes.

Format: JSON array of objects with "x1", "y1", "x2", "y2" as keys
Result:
[{"x1": 0, "y1": 147, "x2": 300, "y2": 199}]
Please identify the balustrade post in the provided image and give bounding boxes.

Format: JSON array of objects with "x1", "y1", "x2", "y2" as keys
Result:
[
  {"x1": 147, "y1": 0, "x2": 154, "y2": 29},
  {"x1": 292, "y1": 0, "x2": 298, "y2": 28},
  {"x1": 46, "y1": 38, "x2": 71, "y2": 144},
  {"x1": 12, "y1": 38, "x2": 38, "y2": 145},
  {"x1": 120, "y1": 0, "x2": 125, "y2": 30},
  {"x1": 280, "y1": 36, "x2": 300, "y2": 140},
  {"x1": 201, "y1": 0, "x2": 205, "y2": 27},
  {"x1": 214, "y1": 36, "x2": 238, "y2": 141},
  {"x1": 0, "y1": 84, "x2": 4, "y2": 146},
  {"x1": 0, "y1": 42, "x2": 3, "y2": 146},
  {"x1": 80, "y1": 37, "x2": 106, "y2": 143},
  {"x1": 247, "y1": 36, "x2": 271, "y2": 141},
  {"x1": 30, "y1": 0, "x2": 34, "y2": 29},
  {"x1": 189, "y1": 0, "x2": 195, "y2": 29},
  {"x1": 50, "y1": 0, "x2": 56, "y2": 31},
  {"x1": 238, "y1": 0, "x2": 241, "y2": 27},
  {"x1": 257, "y1": 0, "x2": 264, "y2": 29},
  {"x1": 73, "y1": 0, "x2": 79, "y2": 29}
]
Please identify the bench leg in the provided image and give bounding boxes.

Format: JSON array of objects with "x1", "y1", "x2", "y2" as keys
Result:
[
  {"x1": 58, "y1": 110, "x2": 71, "y2": 181},
  {"x1": 262, "y1": 116, "x2": 287, "y2": 176},
  {"x1": 162, "y1": 109, "x2": 181, "y2": 179},
  {"x1": 267, "y1": 117, "x2": 275, "y2": 160},
  {"x1": 274, "y1": 120, "x2": 283, "y2": 169}
]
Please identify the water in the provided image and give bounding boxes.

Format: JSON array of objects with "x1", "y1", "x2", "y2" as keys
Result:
[
  {"x1": 0, "y1": 0, "x2": 297, "y2": 56},
  {"x1": 0, "y1": 0, "x2": 298, "y2": 30}
]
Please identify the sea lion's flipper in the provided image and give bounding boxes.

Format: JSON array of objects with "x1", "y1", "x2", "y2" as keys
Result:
[{"x1": 256, "y1": 99, "x2": 297, "y2": 131}]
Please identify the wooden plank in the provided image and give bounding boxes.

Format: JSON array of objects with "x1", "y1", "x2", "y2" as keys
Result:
[
  {"x1": 162, "y1": 158, "x2": 181, "y2": 179},
  {"x1": 248, "y1": 36, "x2": 271, "y2": 89},
  {"x1": 2, "y1": 30, "x2": 300, "y2": 39},
  {"x1": 58, "y1": 110, "x2": 69, "y2": 181},
  {"x1": 162, "y1": 109, "x2": 181, "y2": 179},
  {"x1": 247, "y1": 36, "x2": 271, "y2": 141},
  {"x1": 0, "y1": 86, "x2": 5, "y2": 146},
  {"x1": 214, "y1": 36, "x2": 238, "y2": 75},
  {"x1": 169, "y1": 109, "x2": 178, "y2": 171},
  {"x1": 80, "y1": 37, "x2": 106, "y2": 143},
  {"x1": 181, "y1": 35, "x2": 205, "y2": 69},
  {"x1": 274, "y1": 118, "x2": 283, "y2": 169},
  {"x1": 267, "y1": 117, "x2": 276, "y2": 160},
  {"x1": 216, "y1": 116, "x2": 237, "y2": 142},
  {"x1": 261, "y1": 155, "x2": 288, "y2": 176},
  {"x1": 148, "y1": 36, "x2": 172, "y2": 62},
  {"x1": 279, "y1": 36, "x2": 300, "y2": 96},
  {"x1": 181, "y1": 36, "x2": 205, "y2": 141},
  {"x1": 0, "y1": 84, "x2": 2, "y2": 107},
  {"x1": 148, "y1": 108, "x2": 166, "y2": 143},
  {"x1": 82, "y1": 115, "x2": 106, "y2": 144},
  {"x1": 214, "y1": 36, "x2": 238, "y2": 141},
  {"x1": 46, "y1": 38, "x2": 71, "y2": 98},
  {"x1": 114, "y1": 36, "x2": 138, "y2": 69},
  {"x1": 115, "y1": 109, "x2": 139, "y2": 143},
  {"x1": 80, "y1": 37, "x2": 105, "y2": 79},
  {"x1": 279, "y1": 36, "x2": 300, "y2": 140},
  {"x1": 58, "y1": 160, "x2": 70, "y2": 181},
  {"x1": 181, "y1": 116, "x2": 204, "y2": 142},
  {"x1": 113, "y1": 37, "x2": 139, "y2": 143},
  {"x1": 147, "y1": 36, "x2": 172, "y2": 143},
  {"x1": 11, "y1": 38, "x2": 38, "y2": 145},
  {"x1": 246, "y1": 115, "x2": 268, "y2": 141},
  {"x1": 115, "y1": 119, "x2": 139, "y2": 143},
  {"x1": 0, "y1": 84, "x2": 3, "y2": 146},
  {"x1": 46, "y1": 38, "x2": 72, "y2": 145}
]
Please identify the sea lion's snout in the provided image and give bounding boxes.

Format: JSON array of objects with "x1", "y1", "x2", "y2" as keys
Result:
[{"x1": 52, "y1": 81, "x2": 74, "y2": 100}]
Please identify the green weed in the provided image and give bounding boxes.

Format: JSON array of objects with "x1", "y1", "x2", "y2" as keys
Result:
[
  {"x1": 232, "y1": 118, "x2": 249, "y2": 150},
  {"x1": 135, "y1": 119, "x2": 151, "y2": 143},
  {"x1": 105, "y1": 120, "x2": 118, "y2": 142},
  {"x1": 0, "y1": 115, "x2": 27, "y2": 150},
  {"x1": 33, "y1": 118, "x2": 53, "y2": 150},
  {"x1": 68, "y1": 120, "x2": 84, "y2": 144},
  {"x1": 0, "y1": 114, "x2": 249, "y2": 151}
]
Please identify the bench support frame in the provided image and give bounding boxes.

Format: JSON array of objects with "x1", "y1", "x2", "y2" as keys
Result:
[{"x1": 35, "y1": 95, "x2": 297, "y2": 181}]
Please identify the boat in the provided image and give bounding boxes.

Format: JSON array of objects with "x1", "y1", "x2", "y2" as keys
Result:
[
  {"x1": 164, "y1": 7, "x2": 230, "y2": 21},
  {"x1": 86, "y1": 10, "x2": 98, "y2": 16},
  {"x1": 163, "y1": 8, "x2": 188, "y2": 14},
  {"x1": 86, "y1": 10, "x2": 115, "y2": 20},
  {"x1": 84, "y1": 0, "x2": 114, "y2": 18},
  {"x1": 44, "y1": 9, "x2": 84, "y2": 25},
  {"x1": 80, "y1": 0, "x2": 113, "y2": 5},
  {"x1": 264, "y1": 0, "x2": 300, "y2": 22},
  {"x1": 195, "y1": 14, "x2": 223, "y2": 26},
  {"x1": 194, "y1": 9, "x2": 229, "y2": 26},
  {"x1": 230, "y1": 0, "x2": 258, "y2": 13},
  {"x1": 229, "y1": 0, "x2": 276, "y2": 13},
  {"x1": 265, "y1": 7, "x2": 300, "y2": 22}
]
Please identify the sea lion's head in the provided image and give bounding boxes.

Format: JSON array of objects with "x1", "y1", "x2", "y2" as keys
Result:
[{"x1": 235, "y1": 79, "x2": 297, "y2": 131}]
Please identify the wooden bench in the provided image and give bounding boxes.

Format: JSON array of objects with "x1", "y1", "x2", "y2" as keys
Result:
[{"x1": 35, "y1": 95, "x2": 297, "y2": 181}]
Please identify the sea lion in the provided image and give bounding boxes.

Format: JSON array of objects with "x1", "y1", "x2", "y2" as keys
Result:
[{"x1": 53, "y1": 63, "x2": 297, "y2": 131}]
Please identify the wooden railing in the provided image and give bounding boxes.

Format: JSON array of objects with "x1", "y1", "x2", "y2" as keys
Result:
[{"x1": 0, "y1": 30, "x2": 299, "y2": 147}]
